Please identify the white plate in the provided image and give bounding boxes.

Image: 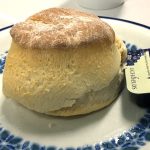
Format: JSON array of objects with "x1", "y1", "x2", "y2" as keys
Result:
[
  {"x1": 0, "y1": 13, "x2": 16, "y2": 29},
  {"x1": 0, "y1": 17, "x2": 150, "y2": 150}
]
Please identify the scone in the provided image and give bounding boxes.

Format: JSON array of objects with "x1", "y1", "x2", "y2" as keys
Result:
[{"x1": 3, "y1": 8, "x2": 127, "y2": 116}]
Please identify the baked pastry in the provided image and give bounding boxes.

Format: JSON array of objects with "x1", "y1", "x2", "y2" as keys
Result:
[{"x1": 3, "y1": 8, "x2": 127, "y2": 116}]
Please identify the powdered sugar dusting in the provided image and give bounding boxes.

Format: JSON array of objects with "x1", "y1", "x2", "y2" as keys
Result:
[{"x1": 10, "y1": 8, "x2": 115, "y2": 49}]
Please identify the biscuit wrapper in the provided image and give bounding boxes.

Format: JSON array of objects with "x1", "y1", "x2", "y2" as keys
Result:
[{"x1": 125, "y1": 48, "x2": 150, "y2": 94}]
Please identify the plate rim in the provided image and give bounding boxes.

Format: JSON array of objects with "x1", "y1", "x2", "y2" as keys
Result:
[
  {"x1": 0, "y1": 16, "x2": 150, "y2": 32},
  {"x1": 100, "y1": 16, "x2": 150, "y2": 30}
]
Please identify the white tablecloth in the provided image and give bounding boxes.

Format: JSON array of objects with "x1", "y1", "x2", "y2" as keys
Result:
[{"x1": 0, "y1": 0, "x2": 150, "y2": 28}]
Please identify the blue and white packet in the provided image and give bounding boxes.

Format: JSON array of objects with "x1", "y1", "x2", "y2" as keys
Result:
[{"x1": 125, "y1": 47, "x2": 150, "y2": 94}]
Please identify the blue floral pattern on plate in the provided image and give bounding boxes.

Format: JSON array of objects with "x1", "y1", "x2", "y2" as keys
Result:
[{"x1": 0, "y1": 43, "x2": 150, "y2": 150}]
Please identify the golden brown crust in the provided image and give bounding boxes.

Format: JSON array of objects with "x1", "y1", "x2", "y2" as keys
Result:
[
  {"x1": 47, "y1": 98, "x2": 115, "y2": 117},
  {"x1": 3, "y1": 38, "x2": 123, "y2": 116},
  {"x1": 10, "y1": 8, "x2": 115, "y2": 49}
]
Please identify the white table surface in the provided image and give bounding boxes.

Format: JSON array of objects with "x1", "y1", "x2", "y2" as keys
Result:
[{"x1": 0, "y1": 0, "x2": 150, "y2": 28}]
